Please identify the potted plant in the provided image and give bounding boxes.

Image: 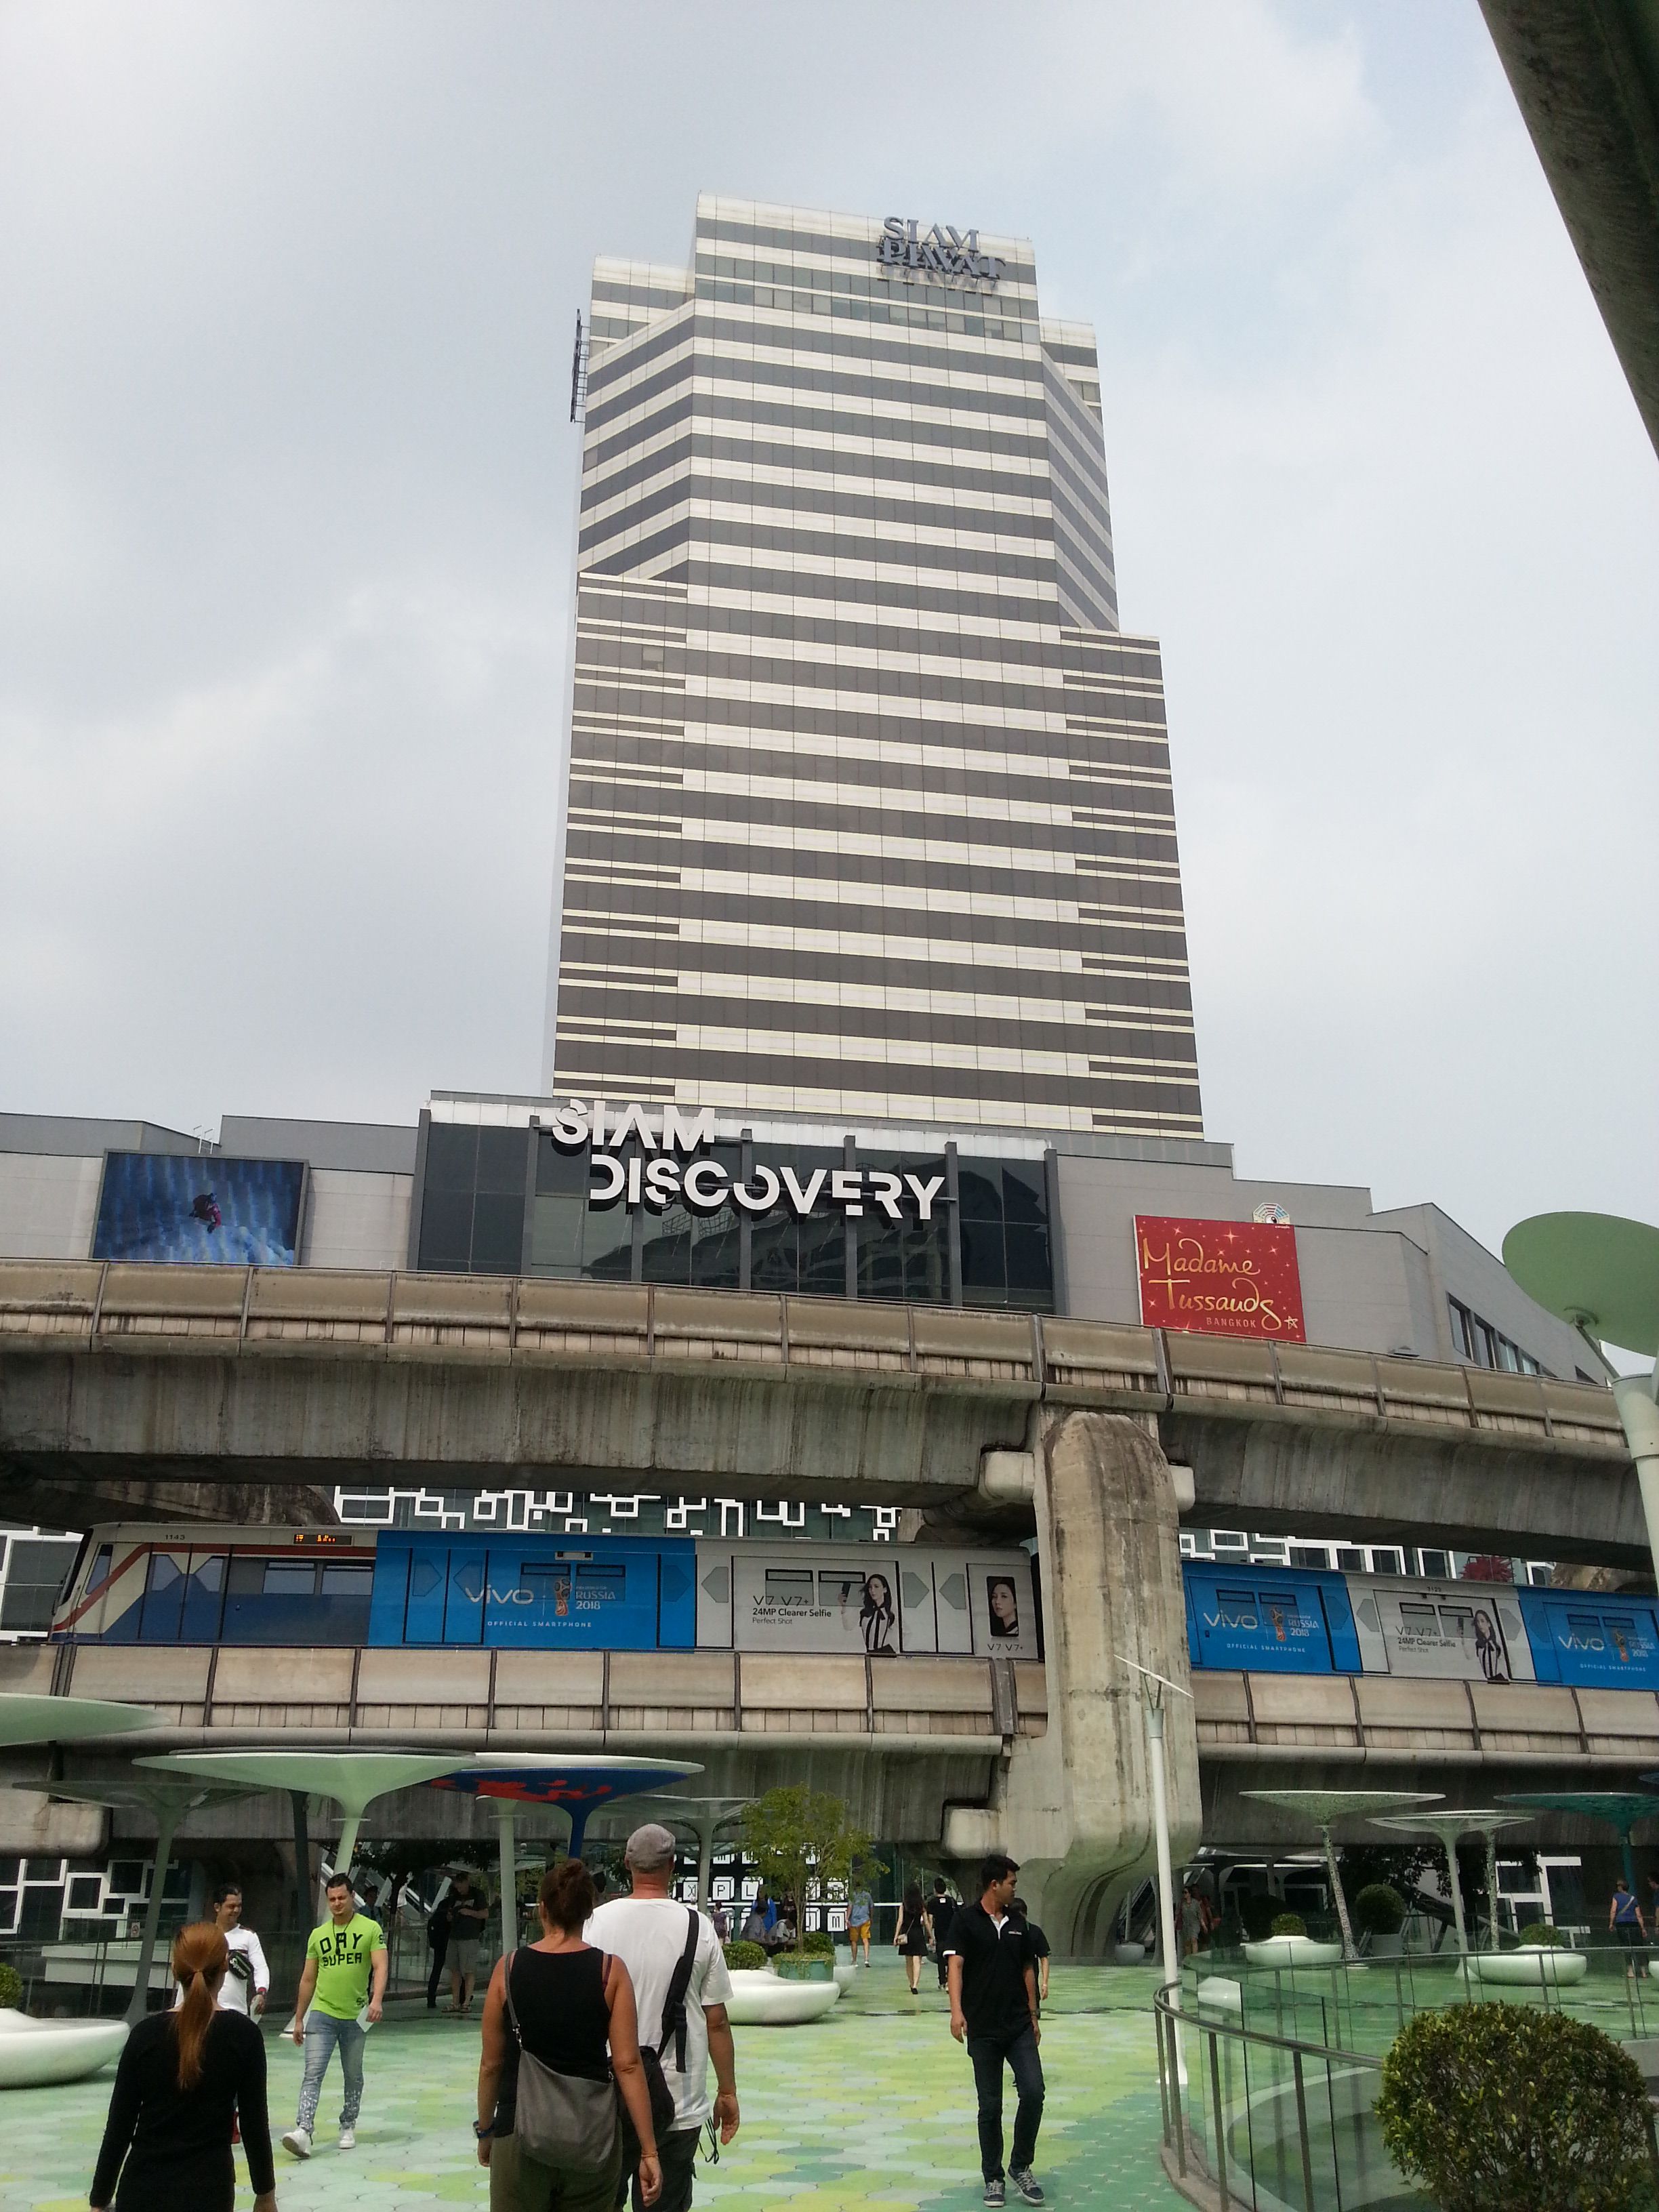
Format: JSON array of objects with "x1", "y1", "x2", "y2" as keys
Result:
[
  {"x1": 1354, "y1": 1883, "x2": 1407, "y2": 1958},
  {"x1": 1242, "y1": 1909, "x2": 1344, "y2": 1970},
  {"x1": 1378, "y1": 2003, "x2": 1648, "y2": 2210},
  {"x1": 1469, "y1": 1919, "x2": 1586, "y2": 1986}
]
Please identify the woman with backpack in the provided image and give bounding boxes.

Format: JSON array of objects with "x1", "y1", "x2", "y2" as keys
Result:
[{"x1": 474, "y1": 1858, "x2": 662, "y2": 2210}]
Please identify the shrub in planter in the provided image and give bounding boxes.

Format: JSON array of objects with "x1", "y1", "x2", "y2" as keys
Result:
[
  {"x1": 1516, "y1": 1921, "x2": 1567, "y2": 1948},
  {"x1": 1378, "y1": 2002, "x2": 1652, "y2": 2212},
  {"x1": 722, "y1": 1941, "x2": 767, "y2": 1973},
  {"x1": 1269, "y1": 1912, "x2": 1307, "y2": 1939},
  {"x1": 0, "y1": 1961, "x2": 22, "y2": 2009},
  {"x1": 801, "y1": 1930, "x2": 836, "y2": 1959},
  {"x1": 1354, "y1": 1883, "x2": 1406, "y2": 1938}
]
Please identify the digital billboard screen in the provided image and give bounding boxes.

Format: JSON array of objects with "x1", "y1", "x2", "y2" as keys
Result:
[{"x1": 92, "y1": 1153, "x2": 306, "y2": 1267}]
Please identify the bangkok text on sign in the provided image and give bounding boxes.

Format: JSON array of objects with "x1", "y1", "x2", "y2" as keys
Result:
[{"x1": 1134, "y1": 1214, "x2": 1306, "y2": 1343}]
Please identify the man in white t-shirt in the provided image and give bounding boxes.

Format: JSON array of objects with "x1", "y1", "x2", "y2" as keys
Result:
[
  {"x1": 588, "y1": 1823, "x2": 740, "y2": 2212},
  {"x1": 210, "y1": 1883, "x2": 270, "y2": 2015}
]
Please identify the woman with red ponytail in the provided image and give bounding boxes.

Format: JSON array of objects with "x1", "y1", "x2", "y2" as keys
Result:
[{"x1": 90, "y1": 1921, "x2": 276, "y2": 2211}]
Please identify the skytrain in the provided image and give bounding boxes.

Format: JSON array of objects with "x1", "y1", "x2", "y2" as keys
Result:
[
  {"x1": 46, "y1": 1528, "x2": 1658, "y2": 1694},
  {"x1": 47, "y1": 1525, "x2": 1042, "y2": 1662}
]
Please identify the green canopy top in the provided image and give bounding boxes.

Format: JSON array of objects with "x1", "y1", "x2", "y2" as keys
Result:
[
  {"x1": 0, "y1": 1694, "x2": 159, "y2": 1747},
  {"x1": 1502, "y1": 1212, "x2": 1659, "y2": 1356},
  {"x1": 1500, "y1": 1792, "x2": 1659, "y2": 1837}
]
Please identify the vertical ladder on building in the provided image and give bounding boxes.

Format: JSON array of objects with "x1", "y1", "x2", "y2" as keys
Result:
[{"x1": 569, "y1": 311, "x2": 589, "y2": 424}]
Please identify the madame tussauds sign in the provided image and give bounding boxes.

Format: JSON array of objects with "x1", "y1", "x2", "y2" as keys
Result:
[{"x1": 544, "y1": 1100, "x2": 947, "y2": 1225}]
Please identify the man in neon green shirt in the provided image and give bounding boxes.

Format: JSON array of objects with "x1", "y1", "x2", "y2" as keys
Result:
[{"x1": 281, "y1": 1872, "x2": 387, "y2": 2160}]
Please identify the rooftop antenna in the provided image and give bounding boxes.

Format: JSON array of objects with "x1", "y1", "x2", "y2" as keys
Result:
[{"x1": 569, "y1": 311, "x2": 588, "y2": 424}]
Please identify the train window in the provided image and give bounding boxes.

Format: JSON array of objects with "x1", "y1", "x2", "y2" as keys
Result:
[
  {"x1": 320, "y1": 1565, "x2": 372, "y2": 1597},
  {"x1": 1419, "y1": 1549, "x2": 1450, "y2": 1578},
  {"x1": 1604, "y1": 1616, "x2": 1640, "y2": 1663},
  {"x1": 1437, "y1": 1605, "x2": 1475, "y2": 1646},
  {"x1": 262, "y1": 1563, "x2": 316, "y2": 1596},
  {"x1": 1399, "y1": 1603, "x2": 1439, "y2": 1633},
  {"x1": 764, "y1": 1570, "x2": 815, "y2": 1601},
  {"x1": 1370, "y1": 1548, "x2": 1404, "y2": 1576},
  {"x1": 1216, "y1": 1588, "x2": 1258, "y2": 1629},
  {"x1": 1336, "y1": 1547, "x2": 1366, "y2": 1573},
  {"x1": 1565, "y1": 1613, "x2": 1605, "y2": 1651},
  {"x1": 1256, "y1": 1593, "x2": 1302, "y2": 1644},
  {"x1": 818, "y1": 1572, "x2": 863, "y2": 1605},
  {"x1": 1289, "y1": 1546, "x2": 1330, "y2": 1570},
  {"x1": 88, "y1": 1544, "x2": 113, "y2": 1591}
]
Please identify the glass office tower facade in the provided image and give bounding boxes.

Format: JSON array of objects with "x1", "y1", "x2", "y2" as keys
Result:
[{"x1": 546, "y1": 195, "x2": 1202, "y2": 1138}]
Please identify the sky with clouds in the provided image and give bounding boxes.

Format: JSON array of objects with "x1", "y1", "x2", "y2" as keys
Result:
[{"x1": 2, "y1": 1, "x2": 1656, "y2": 1259}]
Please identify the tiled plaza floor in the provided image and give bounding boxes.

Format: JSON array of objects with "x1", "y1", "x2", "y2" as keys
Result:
[{"x1": 5, "y1": 1957, "x2": 1172, "y2": 2212}]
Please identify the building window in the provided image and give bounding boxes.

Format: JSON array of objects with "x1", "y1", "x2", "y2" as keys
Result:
[{"x1": 1448, "y1": 1296, "x2": 1547, "y2": 1377}]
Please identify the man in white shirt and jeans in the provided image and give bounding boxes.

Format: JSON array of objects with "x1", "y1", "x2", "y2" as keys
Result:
[
  {"x1": 209, "y1": 1883, "x2": 270, "y2": 2015},
  {"x1": 588, "y1": 1823, "x2": 740, "y2": 2212}
]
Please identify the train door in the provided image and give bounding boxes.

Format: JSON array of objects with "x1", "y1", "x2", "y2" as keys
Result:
[
  {"x1": 897, "y1": 1559, "x2": 938, "y2": 1652},
  {"x1": 137, "y1": 1548, "x2": 192, "y2": 1641},
  {"x1": 933, "y1": 1558, "x2": 973, "y2": 1653},
  {"x1": 696, "y1": 1548, "x2": 734, "y2": 1646}
]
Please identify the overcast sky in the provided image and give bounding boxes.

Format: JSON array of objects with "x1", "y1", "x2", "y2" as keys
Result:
[{"x1": 3, "y1": 1, "x2": 1656, "y2": 1260}]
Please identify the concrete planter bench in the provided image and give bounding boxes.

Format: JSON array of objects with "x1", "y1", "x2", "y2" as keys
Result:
[
  {"x1": 1242, "y1": 1937, "x2": 1345, "y2": 1969},
  {"x1": 723, "y1": 1968, "x2": 840, "y2": 2025},
  {"x1": 0, "y1": 2008, "x2": 127, "y2": 2089},
  {"x1": 1467, "y1": 1947, "x2": 1589, "y2": 1986}
]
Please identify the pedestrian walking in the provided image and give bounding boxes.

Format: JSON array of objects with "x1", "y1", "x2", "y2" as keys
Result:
[
  {"x1": 282, "y1": 1871, "x2": 387, "y2": 2160},
  {"x1": 1009, "y1": 1900, "x2": 1050, "y2": 2013},
  {"x1": 945, "y1": 1852, "x2": 1044, "y2": 2208},
  {"x1": 195, "y1": 1883, "x2": 268, "y2": 2017},
  {"x1": 588, "y1": 1823, "x2": 741, "y2": 2212},
  {"x1": 427, "y1": 1881, "x2": 454, "y2": 2010},
  {"x1": 1179, "y1": 1885, "x2": 1204, "y2": 1959},
  {"x1": 474, "y1": 1858, "x2": 662, "y2": 2212},
  {"x1": 895, "y1": 1881, "x2": 930, "y2": 1994},
  {"x1": 846, "y1": 1882, "x2": 873, "y2": 1967},
  {"x1": 450, "y1": 1870, "x2": 490, "y2": 2014},
  {"x1": 931, "y1": 1879, "x2": 956, "y2": 1990},
  {"x1": 1610, "y1": 1877, "x2": 1647, "y2": 1978},
  {"x1": 91, "y1": 1921, "x2": 275, "y2": 2212}
]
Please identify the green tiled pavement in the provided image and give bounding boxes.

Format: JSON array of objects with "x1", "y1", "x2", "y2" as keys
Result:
[{"x1": 3, "y1": 1956, "x2": 1174, "y2": 2211}]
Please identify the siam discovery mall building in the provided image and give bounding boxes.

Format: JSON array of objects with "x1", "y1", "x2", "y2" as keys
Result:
[{"x1": 0, "y1": 201, "x2": 1626, "y2": 1956}]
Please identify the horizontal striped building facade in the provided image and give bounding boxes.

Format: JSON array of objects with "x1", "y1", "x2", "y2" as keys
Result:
[{"x1": 547, "y1": 195, "x2": 1203, "y2": 1139}]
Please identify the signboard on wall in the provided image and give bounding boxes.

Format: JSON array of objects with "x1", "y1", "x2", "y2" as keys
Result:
[
  {"x1": 93, "y1": 1153, "x2": 305, "y2": 1267},
  {"x1": 1134, "y1": 1216, "x2": 1306, "y2": 1343}
]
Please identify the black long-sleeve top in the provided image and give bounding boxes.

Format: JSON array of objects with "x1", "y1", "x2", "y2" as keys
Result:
[{"x1": 89, "y1": 2009, "x2": 274, "y2": 2210}]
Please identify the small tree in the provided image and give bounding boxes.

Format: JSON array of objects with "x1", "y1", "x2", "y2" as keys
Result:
[
  {"x1": 0, "y1": 1961, "x2": 22, "y2": 2009},
  {"x1": 1354, "y1": 1883, "x2": 1406, "y2": 1938},
  {"x1": 1378, "y1": 2003, "x2": 1653, "y2": 2212},
  {"x1": 737, "y1": 1786, "x2": 880, "y2": 1954}
]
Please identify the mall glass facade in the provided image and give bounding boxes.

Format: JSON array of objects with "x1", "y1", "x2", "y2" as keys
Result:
[
  {"x1": 546, "y1": 194, "x2": 1202, "y2": 1139},
  {"x1": 413, "y1": 1115, "x2": 1054, "y2": 1313}
]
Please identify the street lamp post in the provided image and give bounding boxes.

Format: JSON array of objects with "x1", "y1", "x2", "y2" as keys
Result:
[{"x1": 1115, "y1": 1654, "x2": 1191, "y2": 2003}]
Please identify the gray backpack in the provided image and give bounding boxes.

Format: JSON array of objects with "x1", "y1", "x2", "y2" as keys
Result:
[{"x1": 501, "y1": 1950, "x2": 619, "y2": 2171}]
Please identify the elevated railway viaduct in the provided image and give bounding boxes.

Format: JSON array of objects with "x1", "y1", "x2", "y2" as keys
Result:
[{"x1": 1, "y1": 1260, "x2": 1647, "y2": 1948}]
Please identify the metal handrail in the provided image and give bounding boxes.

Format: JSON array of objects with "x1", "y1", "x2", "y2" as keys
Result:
[{"x1": 1153, "y1": 1980, "x2": 1383, "y2": 2068}]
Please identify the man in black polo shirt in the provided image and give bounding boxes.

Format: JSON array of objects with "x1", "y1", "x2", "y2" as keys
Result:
[{"x1": 946, "y1": 1851, "x2": 1044, "y2": 2207}]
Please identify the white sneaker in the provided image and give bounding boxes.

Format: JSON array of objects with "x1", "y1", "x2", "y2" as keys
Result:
[
  {"x1": 339, "y1": 2126, "x2": 356, "y2": 2150},
  {"x1": 281, "y1": 2127, "x2": 312, "y2": 2160}
]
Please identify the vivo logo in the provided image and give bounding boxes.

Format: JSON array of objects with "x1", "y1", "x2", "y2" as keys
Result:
[{"x1": 878, "y1": 217, "x2": 1003, "y2": 285}]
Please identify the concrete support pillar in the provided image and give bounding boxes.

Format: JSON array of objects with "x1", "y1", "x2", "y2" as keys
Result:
[
  {"x1": 945, "y1": 1408, "x2": 1201, "y2": 1955},
  {"x1": 125, "y1": 1808, "x2": 180, "y2": 2026}
]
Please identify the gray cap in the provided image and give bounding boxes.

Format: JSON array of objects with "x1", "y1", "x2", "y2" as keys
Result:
[{"x1": 624, "y1": 1822, "x2": 678, "y2": 1872}]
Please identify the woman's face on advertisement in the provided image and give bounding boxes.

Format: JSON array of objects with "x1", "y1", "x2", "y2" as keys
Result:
[
  {"x1": 867, "y1": 1575, "x2": 890, "y2": 1610},
  {"x1": 990, "y1": 1579, "x2": 1017, "y2": 1627}
]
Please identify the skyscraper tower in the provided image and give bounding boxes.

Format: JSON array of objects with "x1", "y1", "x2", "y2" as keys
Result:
[{"x1": 545, "y1": 195, "x2": 1201, "y2": 1137}]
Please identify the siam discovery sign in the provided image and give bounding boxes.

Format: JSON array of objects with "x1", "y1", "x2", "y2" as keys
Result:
[
  {"x1": 877, "y1": 217, "x2": 1004, "y2": 287},
  {"x1": 1135, "y1": 1215, "x2": 1306, "y2": 1343},
  {"x1": 544, "y1": 1099, "x2": 947, "y2": 1225}
]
